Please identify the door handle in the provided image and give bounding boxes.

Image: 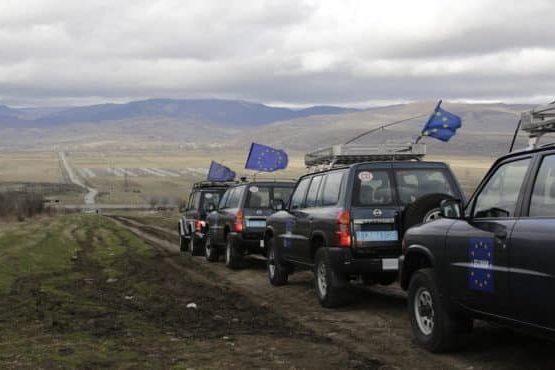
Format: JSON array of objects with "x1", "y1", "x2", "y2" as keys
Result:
[{"x1": 308, "y1": 217, "x2": 314, "y2": 222}]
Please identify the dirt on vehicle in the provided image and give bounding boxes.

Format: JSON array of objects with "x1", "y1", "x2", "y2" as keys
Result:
[{"x1": 113, "y1": 214, "x2": 555, "y2": 370}]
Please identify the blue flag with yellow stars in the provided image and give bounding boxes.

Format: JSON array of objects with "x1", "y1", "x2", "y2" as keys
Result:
[
  {"x1": 245, "y1": 143, "x2": 288, "y2": 172},
  {"x1": 207, "y1": 161, "x2": 236, "y2": 182},
  {"x1": 420, "y1": 100, "x2": 462, "y2": 142}
]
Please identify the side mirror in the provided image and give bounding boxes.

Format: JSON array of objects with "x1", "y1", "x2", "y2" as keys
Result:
[
  {"x1": 179, "y1": 206, "x2": 187, "y2": 213},
  {"x1": 440, "y1": 199, "x2": 464, "y2": 219},
  {"x1": 207, "y1": 203, "x2": 216, "y2": 212},
  {"x1": 272, "y1": 199, "x2": 285, "y2": 211}
]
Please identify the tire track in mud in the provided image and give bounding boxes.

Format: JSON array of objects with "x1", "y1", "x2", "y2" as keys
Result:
[{"x1": 109, "y1": 215, "x2": 555, "y2": 370}]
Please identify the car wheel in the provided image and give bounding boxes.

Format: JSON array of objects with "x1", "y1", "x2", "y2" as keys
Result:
[
  {"x1": 224, "y1": 237, "x2": 242, "y2": 270},
  {"x1": 314, "y1": 248, "x2": 348, "y2": 308},
  {"x1": 267, "y1": 237, "x2": 288, "y2": 286},
  {"x1": 408, "y1": 268, "x2": 472, "y2": 352},
  {"x1": 189, "y1": 235, "x2": 202, "y2": 256},
  {"x1": 179, "y1": 235, "x2": 188, "y2": 252},
  {"x1": 403, "y1": 193, "x2": 454, "y2": 231},
  {"x1": 205, "y1": 235, "x2": 219, "y2": 262}
]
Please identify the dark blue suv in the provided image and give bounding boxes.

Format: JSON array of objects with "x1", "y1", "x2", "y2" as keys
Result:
[
  {"x1": 265, "y1": 160, "x2": 464, "y2": 308},
  {"x1": 400, "y1": 144, "x2": 555, "y2": 352}
]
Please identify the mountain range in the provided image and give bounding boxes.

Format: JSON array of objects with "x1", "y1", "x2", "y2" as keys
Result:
[
  {"x1": 0, "y1": 99, "x2": 358, "y2": 128},
  {"x1": 0, "y1": 98, "x2": 538, "y2": 157}
]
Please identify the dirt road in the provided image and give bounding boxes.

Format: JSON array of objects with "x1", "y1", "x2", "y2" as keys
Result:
[
  {"x1": 59, "y1": 151, "x2": 98, "y2": 205},
  {"x1": 112, "y1": 216, "x2": 555, "y2": 370}
]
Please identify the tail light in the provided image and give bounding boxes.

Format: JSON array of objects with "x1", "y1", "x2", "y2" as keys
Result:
[
  {"x1": 235, "y1": 209, "x2": 244, "y2": 233},
  {"x1": 336, "y1": 210, "x2": 352, "y2": 247},
  {"x1": 194, "y1": 219, "x2": 203, "y2": 232}
]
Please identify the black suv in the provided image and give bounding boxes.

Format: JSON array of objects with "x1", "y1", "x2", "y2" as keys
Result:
[
  {"x1": 205, "y1": 181, "x2": 295, "y2": 269},
  {"x1": 178, "y1": 181, "x2": 231, "y2": 256},
  {"x1": 400, "y1": 145, "x2": 555, "y2": 352},
  {"x1": 265, "y1": 161, "x2": 464, "y2": 307}
]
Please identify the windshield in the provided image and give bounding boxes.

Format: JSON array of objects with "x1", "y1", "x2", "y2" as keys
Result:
[
  {"x1": 352, "y1": 168, "x2": 455, "y2": 206},
  {"x1": 245, "y1": 185, "x2": 293, "y2": 208}
]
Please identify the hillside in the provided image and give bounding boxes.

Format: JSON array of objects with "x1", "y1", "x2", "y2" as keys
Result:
[{"x1": 0, "y1": 99, "x2": 538, "y2": 156}]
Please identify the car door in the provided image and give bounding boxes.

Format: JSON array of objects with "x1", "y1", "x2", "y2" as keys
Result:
[
  {"x1": 210, "y1": 188, "x2": 231, "y2": 244},
  {"x1": 444, "y1": 156, "x2": 533, "y2": 316},
  {"x1": 509, "y1": 153, "x2": 555, "y2": 329},
  {"x1": 281, "y1": 177, "x2": 311, "y2": 262},
  {"x1": 295, "y1": 175, "x2": 323, "y2": 262}
]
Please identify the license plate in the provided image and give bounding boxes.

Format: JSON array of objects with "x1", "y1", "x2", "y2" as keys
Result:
[
  {"x1": 356, "y1": 230, "x2": 398, "y2": 242},
  {"x1": 382, "y1": 258, "x2": 399, "y2": 271},
  {"x1": 246, "y1": 220, "x2": 266, "y2": 228}
]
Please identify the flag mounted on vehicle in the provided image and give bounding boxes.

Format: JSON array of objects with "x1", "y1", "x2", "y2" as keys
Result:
[
  {"x1": 419, "y1": 100, "x2": 462, "y2": 142},
  {"x1": 245, "y1": 142, "x2": 288, "y2": 172},
  {"x1": 207, "y1": 161, "x2": 236, "y2": 181}
]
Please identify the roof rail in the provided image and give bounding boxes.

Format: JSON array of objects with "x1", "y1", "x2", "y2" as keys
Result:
[
  {"x1": 304, "y1": 143, "x2": 426, "y2": 169},
  {"x1": 520, "y1": 101, "x2": 555, "y2": 148},
  {"x1": 192, "y1": 181, "x2": 237, "y2": 189},
  {"x1": 238, "y1": 175, "x2": 296, "y2": 183}
]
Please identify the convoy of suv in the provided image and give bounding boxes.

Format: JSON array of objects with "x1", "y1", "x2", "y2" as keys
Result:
[{"x1": 177, "y1": 103, "x2": 555, "y2": 354}]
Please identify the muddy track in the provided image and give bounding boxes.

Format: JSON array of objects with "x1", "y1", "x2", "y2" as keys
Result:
[{"x1": 109, "y1": 215, "x2": 555, "y2": 370}]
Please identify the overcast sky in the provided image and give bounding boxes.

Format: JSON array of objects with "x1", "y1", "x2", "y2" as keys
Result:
[{"x1": 0, "y1": 0, "x2": 554, "y2": 107}]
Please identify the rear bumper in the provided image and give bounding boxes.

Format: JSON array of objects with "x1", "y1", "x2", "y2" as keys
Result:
[
  {"x1": 328, "y1": 247, "x2": 400, "y2": 275},
  {"x1": 228, "y1": 232, "x2": 265, "y2": 255}
]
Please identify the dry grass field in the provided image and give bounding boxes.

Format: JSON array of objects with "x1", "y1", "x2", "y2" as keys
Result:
[{"x1": 0, "y1": 150, "x2": 489, "y2": 205}]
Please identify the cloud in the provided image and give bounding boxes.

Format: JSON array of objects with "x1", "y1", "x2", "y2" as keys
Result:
[{"x1": 0, "y1": 0, "x2": 554, "y2": 106}]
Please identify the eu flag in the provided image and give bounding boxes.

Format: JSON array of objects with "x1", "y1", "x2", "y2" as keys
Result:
[
  {"x1": 420, "y1": 101, "x2": 462, "y2": 142},
  {"x1": 207, "y1": 161, "x2": 236, "y2": 182},
  {"x1": 468, "y1": 237, "x2": 494, "y2": 293},
  {"x1": 245, "y1": 143, "x2": 288, "y2": 172}
]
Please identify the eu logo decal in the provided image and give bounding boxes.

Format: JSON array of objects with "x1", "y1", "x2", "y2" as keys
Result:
[{"x1": 468, "y1": 237, "x2": 494, "y2": 293}]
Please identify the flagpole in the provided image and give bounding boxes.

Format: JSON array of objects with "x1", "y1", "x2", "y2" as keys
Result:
[
  {"x1": 344, "y1": 114, "x2": 428, "y2": 145},
  {"x1": 415, "y1": 100, "x2": 442, "y2": 144}
]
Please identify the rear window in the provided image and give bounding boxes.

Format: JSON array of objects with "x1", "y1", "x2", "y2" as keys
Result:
[
  {"x1": 352, "y1": 168, "x2": 456, "y2": 207},
  {"x1": 352, "y1": 170, "x2": 393, "y2": 206},
  {"x1": 245, "y1": 185, "x2": 293, "y2": 209},
  {"x1": 395, "y1": 169, "x2": 454, "y2": 204},
  {"x1": 200, "y1": 191, "x2": 223, "y2": 212}
]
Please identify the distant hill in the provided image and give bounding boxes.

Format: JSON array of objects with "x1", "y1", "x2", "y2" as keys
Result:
[
  {"x1": 0, "y1": 99, "x2": 540, "y2": 157},
  {"x1": 0, "y1": 99, "x2": 359, "y2": 128}
]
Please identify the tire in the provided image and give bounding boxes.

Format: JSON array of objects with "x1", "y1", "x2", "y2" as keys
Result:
[
  {"x1": 205, "y1": 234, "x2": 219, "y2": 262},
  {"x1": 314, "y1": 248, "x2": 349, "y2": 308},
  {"x1": 224, "y1": 237, "x2": 242, "y2": 270},
  {"x1": 179, "y1": 235, "x2": 188, "y2": 252},
  {"x1": 408, "y1": 268, "x2": 472, "y2": 352},
  {"x1": 189, "y1": 234, "x2": 203, "y2": 256},
  {"x1": 267, "y1": 237, "x2": 288, "y2": 286},
  {"x1": 403, "y1": 193, "x2": 454, "y2": 231}
]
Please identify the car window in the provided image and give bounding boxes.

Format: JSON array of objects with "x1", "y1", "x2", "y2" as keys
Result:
[
  {"x1": 352, "y1": 170, "x2": 393, "y2": 206},
  {"x1": 227, "y1": 186, "x2": 244, "y2": 208},
  {"x1": 290, "y1": 177, "x2": 311, "y2": 209},
  {"x1": 321, "y1": 171, "x2": 343, "y2": 206},
  {"x1": 395, "y1": 169, "x2": 455, "y2": 205},
  {"x1": 306, "y1": 176, "x2": 323, "y2": 208},
  {"x1": 201, "y1": 192, "x2": 221, "y2": 212},
  {"x1": 273, "y1": 186, "x2": 293, "y2": 204},
  {"x1": 530, "y1": 155, "x2": 555, "y2": 217},
  {"x1": 473, "y1": 158, "x2": 530, "y2": 218},
  {"x1": 219, "y1": 189, "x2": 231, "y2": 209},
  {"x1": 190, "y1": 192, "x2": 201, "y2": 210}
]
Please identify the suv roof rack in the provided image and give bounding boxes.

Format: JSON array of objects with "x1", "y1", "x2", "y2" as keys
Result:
[
  {"x1": 192, "y1": 181, "x2": 237, "y2": 189},
  {"x1": 238, "y1": 175, "x2": 296, "y2": 183},
  {"x1": 520, "y1": 101, "x2": 555, "y2": 148},
  {"x1": 304, "y1": 143, "x2": 426, "y2": 168}
]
